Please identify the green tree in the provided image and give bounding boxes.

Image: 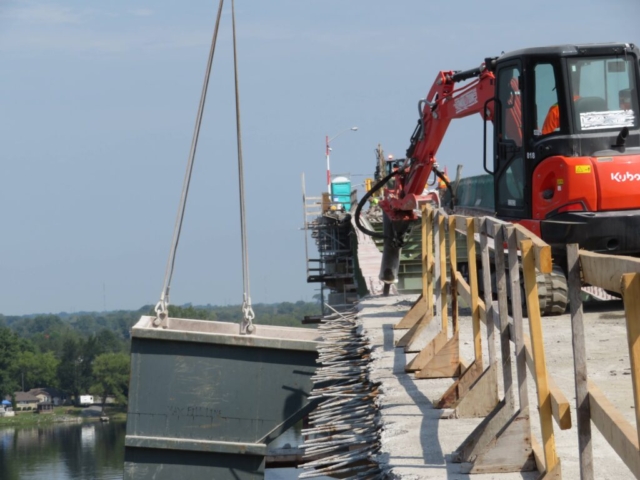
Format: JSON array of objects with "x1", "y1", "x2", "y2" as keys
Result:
[
  {"x1": 0, "y1": 327, "x2": 22, "y2": 397},
  {"x1": 57, "y1": 336, "x2": 83, "y2": 397},
  {"x1": 95, "y1": 329, "x2": 124, "y2": 353},
  {"x1": 90, "y1": 353, "x2": 130, "y2": 413},
  {"x1": 15, "y1": 351, "x2": 60, "y2": 391}
]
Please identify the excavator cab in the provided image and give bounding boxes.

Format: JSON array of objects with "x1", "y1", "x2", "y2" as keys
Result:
[{"x1": 491, "y1": 43, "x2": 640, "y2": 262}]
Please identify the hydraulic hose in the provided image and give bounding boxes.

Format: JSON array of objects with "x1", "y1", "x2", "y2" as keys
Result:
[
  {"x1": 354, "y1": 170, "x2": 397, "y2": 240},
  {"x1": 355, "y1": 163, "x2": 455, "y2": 237}
]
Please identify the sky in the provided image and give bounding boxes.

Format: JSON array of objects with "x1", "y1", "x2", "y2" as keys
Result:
[{"x1": 0, "y1": 0, "x2": 638, "y2": 315}]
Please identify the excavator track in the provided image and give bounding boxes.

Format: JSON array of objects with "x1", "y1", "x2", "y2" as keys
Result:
[
  {"x1": 501, "y1": 264, "x2": 568, "y2": 317},
  {"x1": 535, "y1": 266, "x2": 569, "y2": 316}
]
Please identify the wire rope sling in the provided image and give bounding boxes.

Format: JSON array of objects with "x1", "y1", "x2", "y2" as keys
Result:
[{"x1": 153, "y1": 0, "x2": 256, "y2": 335}]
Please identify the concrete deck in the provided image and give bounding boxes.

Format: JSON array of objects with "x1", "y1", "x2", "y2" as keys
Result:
[{"x1": 359, "y1": 294, "x2": 637, "y2": 479}]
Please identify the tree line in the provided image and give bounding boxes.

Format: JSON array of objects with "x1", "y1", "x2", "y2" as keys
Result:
[{"x1": 0, "y1": 301, "x2": 319, "y2": 403}]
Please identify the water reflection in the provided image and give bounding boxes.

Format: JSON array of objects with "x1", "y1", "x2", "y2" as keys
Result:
[
  {"x1": 0, "y1": 420, "x2": 332, "y2": 480},
  {"x1": 0, "y1": 421, "x2": 126, "y2": 480}
]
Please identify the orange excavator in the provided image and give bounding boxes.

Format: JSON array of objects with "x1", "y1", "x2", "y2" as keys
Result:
[{"x1": 356, "y1": 42, "x2": 640, "y2": 313}]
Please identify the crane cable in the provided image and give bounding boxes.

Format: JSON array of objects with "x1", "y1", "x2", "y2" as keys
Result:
[
  {"x1": 153, "y1": 0, "x2": 225, "y2": 327},
  {"x1": 231, "y1": 0, "x2": 256, "y2": 335}
]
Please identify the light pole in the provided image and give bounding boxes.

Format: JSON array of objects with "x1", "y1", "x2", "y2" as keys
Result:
[{"x1": 326, "y1": 127, "x2": 358, "y2": 193}]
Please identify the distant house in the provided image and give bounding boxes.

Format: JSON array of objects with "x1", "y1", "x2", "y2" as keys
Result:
[
  {"x1": 37, "y1": 402, "x2": 54, "y2": 414},
  {"x1": 14, "y1": 392, "x2": 39, "y2": 410},
  {"x1": 27, "y1": 388, "x2": 65, "y2": 406}
]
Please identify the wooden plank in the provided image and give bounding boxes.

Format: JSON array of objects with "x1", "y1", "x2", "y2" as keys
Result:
[
  {"x1": 567, "y1": 243, "x2": 594, "y2": 479},
  {"x1": 513, "y1": 223, "x2": 552, "y2": 274},
  {"x1": 456, "y1": 272, "x2": 471, "y2": 305},
  {"x1": 405, "y1": 329, "x2": 448, "y2": 372},
  {"x1": 396, "y1": 310, "x2": 436, "y2": 353},
  {"x1": 531, "y1": 434, "x2": 545, "y2": 473},
  {"x1": 548, "y1": 382, "x2": 572, "y2": 431},
  {"x1": 506, "y1": 226, "x2": 529, "y2": 411},
  {"x1": 523, "y1": 335, "x2": 572, "y2": 430},
  {"x1": 483, "y1": 216, "x2": 509, "y2": 236},
  {"x1": 449, "y1": 216, "x2": 459, "y2": 333},
  {"x1": 422, "y1": 205, "x2": 434, "y2": 305},
  {"x1": 437, "y1": 212, "x2": 448, "y2": 334},
  {"x1": 394, "y1": 294, "x2": 427, "y2": 330},
  {"x1": 421, "y1": 204, "x2": 428, "y2": 299},
  {"x1": 458, "y1": 405, "x2": 535, "y2": 474},
  {"x1": 521, "y1": 239, "x2": 558, "y2": 472},
  {"x1": 437, "y1": 361, "x2": 484, "y2": 409},
  {"x1": 455, "y1": 214, "x2": 470, "y2": 234},
  {"x1": 621, "y1": 273, "x2": 640, "y2": 451},
  {"x1": 454, "y1": 399, "x2": 513, "y2": 462},
  {"x1": 415, "y1": 332, "x2": 461, "y2": 379},
  {"x1": 434, "y1": 211, "x2": 443, "y2": 327},
  {"x1": 479, "y1": 218, "x2": 496, "y2": 366},
  {"x1": 454, "y1": 362, "x2": 499, "y2": 418},
  {"x1": 588, "y1": 380, "x2": 640, "y2": 477},
  {"x1": 541, "y1": 461, "x2": 563, "y2": 480},
  {"x1": 457, "y1": 272, "x2": 487, "y2": 325},
  {"x1": 579, "y1": 250, "x2": 640, "y2": 294},
  {"x1": 493, "y1": 224, "x2": 514, "y2": 411}
]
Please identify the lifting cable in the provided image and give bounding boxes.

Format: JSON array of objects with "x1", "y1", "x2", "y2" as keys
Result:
[
  {"x1": 231, "y1": 0, "x2": 255, "y2": 335},
  {"x1": 155, "y1": 0, "x2": 262, "y2": 332},
  {"x1": 154, "y1": 0, "x2": 224, "y2": 327}
]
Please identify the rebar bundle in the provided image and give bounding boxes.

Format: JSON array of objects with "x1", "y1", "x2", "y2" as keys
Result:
[{"x1": 298, "y1": 308, "x2": 383, "y2": 479}]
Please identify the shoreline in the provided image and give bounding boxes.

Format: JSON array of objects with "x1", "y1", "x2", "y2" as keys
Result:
[{"x1": 0, "y1": 408, "x2": 127, "y2": 427}]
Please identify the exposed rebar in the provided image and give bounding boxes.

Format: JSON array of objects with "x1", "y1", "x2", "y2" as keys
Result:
[{"x1": 298, "y1": 307, "x2": 383, "y2": 478}]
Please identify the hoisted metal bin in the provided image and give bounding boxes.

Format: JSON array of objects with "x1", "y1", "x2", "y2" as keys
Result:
[{"x1": 124, "y1": 316, "x2": 321, "y2": 479}]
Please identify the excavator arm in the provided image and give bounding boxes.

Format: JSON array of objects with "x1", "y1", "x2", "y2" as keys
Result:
[{"x1": 380, "y1": 62, "x2": 497, "y2": 221}]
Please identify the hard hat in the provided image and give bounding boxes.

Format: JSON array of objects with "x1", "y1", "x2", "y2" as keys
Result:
[{"x1": 387, "y1": 154, "x2": 394, "y2": 160}]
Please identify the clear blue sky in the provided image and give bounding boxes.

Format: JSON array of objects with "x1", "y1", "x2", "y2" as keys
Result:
[{"x1": 1, "y1": 0, "x2": 638, "y2": 315}]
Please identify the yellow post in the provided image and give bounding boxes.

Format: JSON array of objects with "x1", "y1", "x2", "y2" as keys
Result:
[
  {"x1": 421, "y1": 204, "x2": 434, "y2": 308},
  {"x1": 521, "y1": 239, "x2": 558, "y2": 474}
]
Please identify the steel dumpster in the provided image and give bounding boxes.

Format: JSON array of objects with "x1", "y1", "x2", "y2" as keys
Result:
[{"x1": 124, "y1": 316, "x2": 321, "y2": 479}]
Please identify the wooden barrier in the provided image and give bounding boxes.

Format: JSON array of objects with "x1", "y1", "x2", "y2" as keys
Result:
[
  {"x1": 395, "y1": 204, "x2": 435, "y2": 349},
  {"x1": 567, "y1": 244, "x2": 640, "y2": 479},
  {"x1": 454, "y1": 224, "x2": 566, "y2": 477},
  {"x1": 394, "y1": 207, "x2": 569, "y2": 476},
  {"x1": 390, "y1": 208, "x2": 640, "y2": 477}
]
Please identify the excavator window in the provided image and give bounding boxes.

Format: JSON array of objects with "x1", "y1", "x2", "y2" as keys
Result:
[
  {"x1": 569, "y1": 56, "x2": 638, "y2": 132},
  {"x1": 534, "y1": 63, "x2": 560, "y2": 135},
  {"x1": 495, "y1": 64, "x2": 526, "y2": 212}
]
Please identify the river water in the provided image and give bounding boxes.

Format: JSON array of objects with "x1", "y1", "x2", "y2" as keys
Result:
[{"x1": 0, "y1": 421, "x2": 326, "y2": 479}]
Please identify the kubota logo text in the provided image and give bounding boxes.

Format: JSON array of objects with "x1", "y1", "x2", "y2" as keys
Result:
[{"x1": 611, "y1": 172, "x2": 640, "y2": 182}]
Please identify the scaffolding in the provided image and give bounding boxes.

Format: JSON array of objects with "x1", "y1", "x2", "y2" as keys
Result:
[{"x1": 302, "y1": 175, "x2": 358, "y2": 316}]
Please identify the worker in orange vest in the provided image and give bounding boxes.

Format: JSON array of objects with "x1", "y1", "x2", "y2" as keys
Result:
[
  {"x1": 542, "y1": 71, "x2": 581, "y2": 134},
  {"x1": 438, "y1": 167, "x2": 450, "y2": 190},
  {"x1": 542, "y1": 103, "x2": 561, "y2": 134}
]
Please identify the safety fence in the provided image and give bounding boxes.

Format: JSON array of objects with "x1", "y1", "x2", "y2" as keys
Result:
[
  {"x1": 393, "y1": 204, "x2": 640, "y2": 479},
  {"x1": 566, "y1": 246, "x2": 640, "y2": 479}
]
